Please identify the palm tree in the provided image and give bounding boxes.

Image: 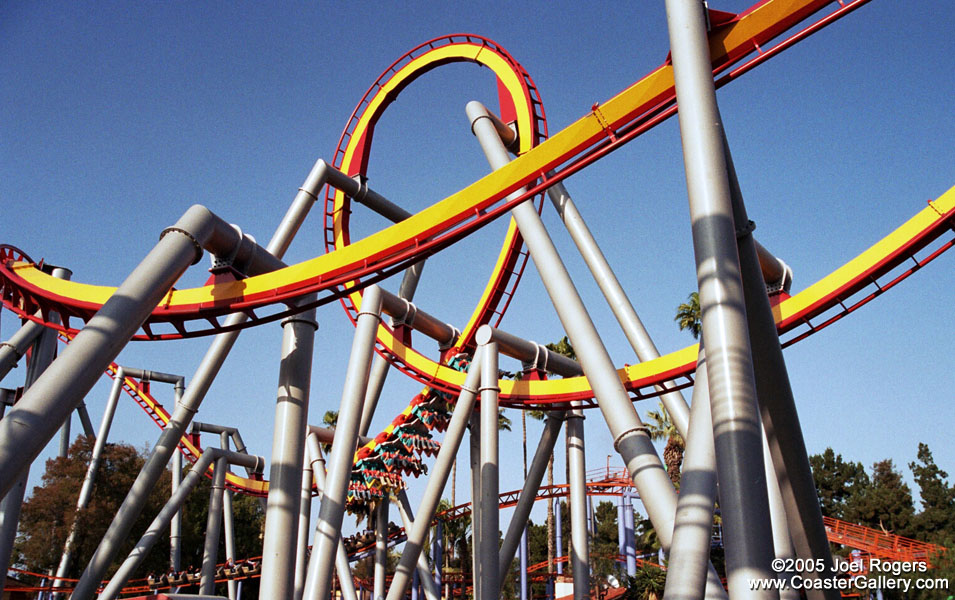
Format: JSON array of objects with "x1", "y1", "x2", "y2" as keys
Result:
[
  {"x1": 645, "y1": 401, "x2": 684, "y2": 486},
  {"x1": 674, "y1": 292, "x2": 701, "y2": 339}
]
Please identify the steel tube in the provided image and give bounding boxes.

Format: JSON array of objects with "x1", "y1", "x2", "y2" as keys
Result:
[
  {"x1": 469, "y1": 409, "x2": 482, "y2": 600},
  {"x1": 720, "y1": 134, "x2": 836, "y2": 599},
  {"x1": 475, "y1": 325, "x2": 582, "y2": 378},
  {"x1": 395, "y1": 491, "x2": 440, "y2": 600},
  {"x1": 222, "y1": 434, "x2": 238, "y2": 600},
  {"x1": 97, "y1": 448, "x2": 261, "y2": 600},
  {"x1": 546, "y1": 179, "x2": 691, "y2": 436},
  {"x1": 72, "y1": 157, "x2": 328, "y2": 599},
  {"x1": 555, "y1": 499, "x2": 563, "y2": 575},
  {"x1": 295, "y1": 445, "x2": 313, "y2": 600},
  {"x1": 499, "y1": 415, "x2": 564, "y2": 582},
  {"x1": 478, "y1": 341, "x2": 500, "y2": 600},
  {"x1": 0, "y1": 267, "x2": 66, "y2": 599},
  {"x1": 0, "y1": 205, "x2": 245, "y2": 498},
  {"x1": 566, "y1": 409, "x2": 589, "y2": 600},
  {"x1": 259, "y1": 305, "x2": 318, "y2": 600},
  {"x1": 171, "y1": 449, "x2": 182, "y2": 579},
  {"x1": 379, "y1": 288, "x2": 458, "y2": 348},
  {"x1": 468, "y1": 99, "x2": 692, "y2": 567},
  {"x1": 303, "y1": 285, "x2": 382, "y2": 600},
  {"x1": 384, "y1": 352, "x2": 482, "y2": 600},
  {"x1": 375, "y1": 500, "x2": 388, "y2": 600},
  {"x1": 663, "y1": 350, "x2": 728, "y2": 600},
  {"x1": 763, "y1": 430, "x2": 799, "y2": 600},
  {"x1": 75, "y1": 403, "x2": 96, "y2": 439},
  {"x1": 304, "y1": 433, "x2": 359, "y2": 600},
  {"x1": 200, "y1": 454, "x2": 229, "y2": 595},
  {"x1": 664, "y1": 0, "x2": 777, "y2": 595},
  {"x1": 0, "y1": 318, "x2": 44, "y2": 379},
  {"x1": 53, "y1": 369, "x2": 126, "y2": 595}
]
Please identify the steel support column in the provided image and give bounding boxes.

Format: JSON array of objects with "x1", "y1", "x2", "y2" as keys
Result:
[
  {"x1": 0, "y1": 266, "x2": 67, "y2": 600},
  {"x1": 53, "y1": 369, "x2": 126, "y2": 597},
  {"x1": 260, "y1": 305, "x2": 319, "y2": 600},
  {"x1": 663, "y1": 0, "x2": 776, "y2": 595},
  {"x1": 663, "y1": 350, "x2": 728, "y2": 600},
  {"x1": 395, "y1": 491, "x2": 440, "y2": 600},
  {"x1": 305, "y1": 433, "x2": 358, "y2": 600},
  {"x1": 384, "y1": 352, "x2": 482, "y2": 600},
  {"x1": 478, "y1": 341, "x2": 500, "y2": 600},
  {"x1": 97, "y1": 448, "x2": 262, "y2": 600},
  {"x1": 546, "y1": 180, "x2": 690, "y2": 436},
  {"x1": 302, "y1": 285, "x2": 382, "y2": 600},
  {"x1": 68, "y1": 159, "x2": 330, "y2": 599},
  {"x1": 375, "y1": 500, "x2": 389, "y2": 600},
  {"x1": 721, "y1": 134, "x2": 837, "y2": 600},
  {"x1": 200, "y1": 454, "x2": 229, "y2": 595},
  {"x1": 468, "y1": 101, "x2": 726, "y2": 596},
  {"x1": 566, "y1": 409, "x2": 589, "y2": 600},
  {"x1": 498, "y1": 414, "x2": 565, "y2": 585}
]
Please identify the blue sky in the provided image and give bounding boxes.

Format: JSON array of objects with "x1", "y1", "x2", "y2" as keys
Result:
[{"x1": 2, "y1": 0, "x2": 953, "y2": 538}]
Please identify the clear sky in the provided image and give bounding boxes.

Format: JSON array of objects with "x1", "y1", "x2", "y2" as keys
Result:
[{"x1": 2, "y1": 0, "x2": 953, "y2": 539}]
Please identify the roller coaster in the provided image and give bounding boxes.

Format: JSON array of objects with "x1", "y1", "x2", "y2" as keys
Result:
[{"x1": 1, "y1": 1, "x2": 952, "y2": 599}]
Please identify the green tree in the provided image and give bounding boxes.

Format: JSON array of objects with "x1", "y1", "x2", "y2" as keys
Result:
[
  {"x1": 809, "y1": 448, "x2": 870, "y2": 520},
  {"x1": 908, "y1": 443, "x2": 955, "y2": 543},
  {"x1": 849, "y1": 459, "x2": 915, "y2": 536},
  {"x1": 16, "y1": 437, "x2": 173, "y2": 580},
  {"x1": 15, "y1": 436, "x2": 264, "y2": 594},
  {"x1": 645, "y1": 402, "x2": 684, "y2": 487},
  {"x1": 622, "y1": 562, "x2": 666, "y2": 600},
  {"x1": 673, "y1": 292, "x2": 701, "y2": 339}
]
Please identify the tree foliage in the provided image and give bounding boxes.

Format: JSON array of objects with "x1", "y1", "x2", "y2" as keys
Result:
[
  {"x1": 16, "y1": 436, "x2": 264, "y2": 587},
  {"x1": 673, "y1": 292, "x2": 701, "y2": 340}
]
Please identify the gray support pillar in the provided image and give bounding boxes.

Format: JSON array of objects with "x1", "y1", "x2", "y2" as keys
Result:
[
  {"x1": 302, "y1": 285, "x2": 382, "y2": 600},
  {"x1": 763, "y1": 431, "x2": 799, "y2": 600},
  {"x1": 200, "y1": 454, "x2": 229, "y2": 595},
  {"x1": 0, "y1": 389, "x2": 12, "y2": 420},
  {"x1": 375, "y1": 500, "x2": 389, "y2": 600},
  {"x1": 720, "y1": 135, "x2": 837, "y2": 599},
  {"x1": 623, "y1": 497, "x2": 635, "y2": 576},
  {"x1": 58, "y1": 414, "x2": 71, "y2": 458},
  {"x1": 75, "y1": 402, "x2": 96, "y2": 439},
  {"x1": 663, "y1": 350, "x2": 728, "y2": 600},
  {"x1": 0, "y1": 208, "x2": 261, "y2": 499},
  {"x1": 259, "y1": 305, "x2": 318, "y2": 600},
  {"x1": 0, "y1": 267, "x2": 67, "y2": 600},
  {"x1": 171, "y1": 450, "x2": 182, "y2": 578},
  {"x1": 395, "y1": 491, "x2": 440, "y2": 600},
  {"x1": 294, "y1": 446, "x2": 313, "y2": 600},
  {"x1": 566, "y1": 409, "x2": 589, "y2": 600},
  {"x1": 498, "y1": 415, "x2": 565, "y2": 582},
  {"x1": 171, "y1": 382, "x2": 184, "y2": 584},
  {"x1": 0, "y1": 318, "x2": 44, "y2": 379},
  {"x1": 97, "y1": 448, "x2": 262, "y2": 600},
  {"x1": 304, "y1": 433, "x2": 358, "y2": 600},
  {"x1": 222, "y1": 434, "x2": 238, "y2": 600},
  {"x1": 546, "y1": 180, "x2": 690, "y2": 436},
  {"x1": 467, "y1": 101, "x2": 730, "y2": 595},
  {"x1": 478, "y1": 341, "x2": 500, "y2": 600},
  {"x1": 71, "y1": 156, "x2": 328, "y2": 600},
  {"x1": 663, "y1": 0, "x2": 777, "y2": 595},
  {"x1": 520, "y1": 528, "x2": 528, "y2": 600},
  {"x1": 384, "y1": 353, "x2": 482, "y2": 600},
  {"x1": 555, "y1": 500, "x2": 563, "y2": 575},
  {"x1": 469, "y1": 411, "x2": 482, "y2": 600},
  {"x1": 53, "y1": 369, "x2": 126, "y2": 595},
  {"x1": 617, "y1": 498, "x2": 626, "y2": 567}
]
